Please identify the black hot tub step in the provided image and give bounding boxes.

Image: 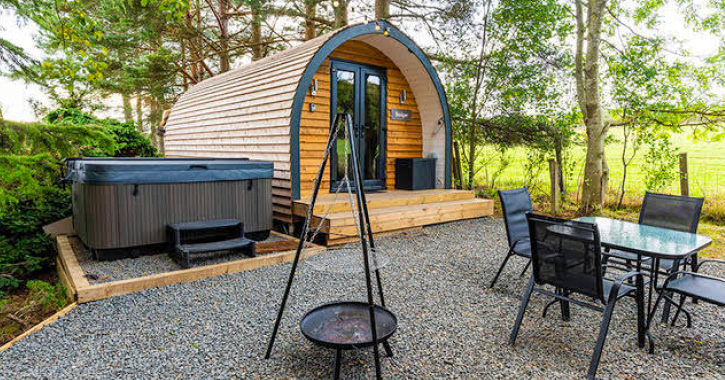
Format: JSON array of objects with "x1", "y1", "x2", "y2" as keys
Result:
[
  {"x1": 173, "y1": 237, "x2": 256, "y2": 268},
  {"x1": 169, "y1": 219, "x2": 256, "y2": 268},
  {"x1": 179, "y1": 237, "x2": 255, "y2": 253},
  {"x1": 169, "y1": 218, "x2": 242, "y2": 232}
]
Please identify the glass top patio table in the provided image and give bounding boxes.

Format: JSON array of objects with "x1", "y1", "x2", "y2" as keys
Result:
[{"x1": 575, "y1": 216, "x2": 712, "y2": 259}]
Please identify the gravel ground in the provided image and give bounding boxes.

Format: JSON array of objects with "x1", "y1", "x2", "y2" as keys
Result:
[
  {"x1": 73, "y1": 234, "x2": 289, "y2": 284},
  {"x1": 2, "y1": 218, "x2": 724, "y2": 379}
]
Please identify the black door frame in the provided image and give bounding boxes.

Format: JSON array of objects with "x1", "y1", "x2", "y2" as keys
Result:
[{"x1": 329, "y1": 59, "x2": 387, "y2": 192}]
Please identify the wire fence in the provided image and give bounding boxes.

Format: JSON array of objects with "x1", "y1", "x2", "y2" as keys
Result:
[{"x1": 474, "y1": 155, "x2": 725, "y2": 222}]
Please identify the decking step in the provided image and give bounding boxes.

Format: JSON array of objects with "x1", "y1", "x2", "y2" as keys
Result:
[
  {"x1": 311, "y1": 198, "x2": 494, "y2": 245},
  {"x1": 294, "y1": 189, "x2": 477, "y2": 216}
]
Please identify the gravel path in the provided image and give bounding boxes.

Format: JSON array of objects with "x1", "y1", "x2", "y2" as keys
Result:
[
  {"x1": 2, "y1": 218, "x2": 724, "y2": 379},
  {"x1": 73, "y1": 234, "x2": 289, "y2": 284}
]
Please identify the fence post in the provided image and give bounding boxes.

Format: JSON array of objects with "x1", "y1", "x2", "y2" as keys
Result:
[
  {"x1": 549, "y1": 159, "x2": 561, "y2": 213},
  {"x1": 679, "y1": 153, "x2": 689, "y2": 197}
]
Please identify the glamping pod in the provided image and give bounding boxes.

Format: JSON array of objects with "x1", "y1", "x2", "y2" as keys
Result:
[{"x1": 163, "y1": 21, "x2": 493, "y2": 244}]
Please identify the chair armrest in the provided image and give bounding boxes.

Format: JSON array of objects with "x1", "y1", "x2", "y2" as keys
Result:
[
  {"x1": 696, "y1": 259, "x2": 725, "y2": 271},
  {"x1": 609, "y1": 271, "x2": 645, "y2": 301},
  {"x1": 603, "y1": 262, "x2": 646, "y2": 273},
  {"x1": 614, "y1": 271, "x2": 645, "y2": 284},
  {"x1": 659, "y1": 270, "x2": 725, "y2": 290}
]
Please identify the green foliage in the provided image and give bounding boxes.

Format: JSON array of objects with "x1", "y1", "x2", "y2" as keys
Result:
[
  {"x1": 45, "y1": 108, "x2": 157, "y2": 157},
  {"x1": 0, "y1": 154, "x2": 71, "y2": 293},
  {"x1": 0, "y1": 109, "x2": 156, "y2": 295},
  {"x1": 8, "y1": 0, "x2": 187, "y2": 111},
  {"x1": 642, "y1": 133, "x2": 679, "y2": 191},
  {"x1": 443, "y1": 0, "x2": 574, "y2": 188},
  {"x1": 25, "y1": 280, "x2": 68, "y2": 314},
  {"x1": 0, "y1": 118, "x2": 113, "y2": 206}
]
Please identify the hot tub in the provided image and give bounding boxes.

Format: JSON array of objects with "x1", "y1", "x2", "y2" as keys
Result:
[{"x1": 66, "y1": 158, "x2": 274, "y2": 260}]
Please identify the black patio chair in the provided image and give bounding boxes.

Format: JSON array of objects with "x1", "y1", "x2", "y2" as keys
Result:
[
  {"x1": 509, "y1": 214, "x2": 651, "y2": 380},
  {"x1": 648, "y1": 259, "x2": 725, "y2": 329},
  {"x1": 604, "y1": 192, "x2": 704, "y2": 272},
  {"x1": 489, "y1": 187, "x2": 533, "y2": 289}
]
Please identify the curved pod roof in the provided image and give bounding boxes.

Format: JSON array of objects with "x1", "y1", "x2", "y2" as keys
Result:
[{"x1": 164, "y1": 20, "x2": 452, "y2": 200}]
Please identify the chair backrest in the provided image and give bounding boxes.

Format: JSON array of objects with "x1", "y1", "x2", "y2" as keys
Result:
[
  {"x1": 639, "y1": 192, "x2": 704, "y2": 233},
  {"x1": 527, "y1": 213, "x2": 605, "y2": 302},
  {"x1": 498, "y1": 187, "x2": 533, "y2": 249}
]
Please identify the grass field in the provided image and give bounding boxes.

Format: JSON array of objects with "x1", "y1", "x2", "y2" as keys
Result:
[
  {"x1": 479, "y1": 126, "x2": 725, "y2": 258},
  {"x1": 474, "y1": 127, "x2": 725, "y2": 220}
]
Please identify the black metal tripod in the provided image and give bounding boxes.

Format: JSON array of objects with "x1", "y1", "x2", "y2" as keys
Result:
[{"x1": 265, "y1": 113, "x2": 393, "y2": 380}]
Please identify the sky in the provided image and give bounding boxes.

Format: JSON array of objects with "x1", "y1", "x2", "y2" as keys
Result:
[
  {"x1": 0, "y1": 3, "x2": 721, "y2": 122},
  {"x1": 0, "y1": 9, "x2": 47, "y2": 121}
]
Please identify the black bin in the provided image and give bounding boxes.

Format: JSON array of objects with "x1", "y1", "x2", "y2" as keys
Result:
[{"x1": 395, "y1": 158, "x2": 436, "y2": 190}]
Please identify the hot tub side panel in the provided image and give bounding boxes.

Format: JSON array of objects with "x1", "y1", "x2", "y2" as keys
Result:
[{"x1": 74, "y1": 179, "x2": 272, "y2": 251}]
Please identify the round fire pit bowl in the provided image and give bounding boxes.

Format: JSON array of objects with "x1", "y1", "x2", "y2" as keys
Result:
[{"x1": 300, "y1": 301, "x2": 397, "y2": 350}]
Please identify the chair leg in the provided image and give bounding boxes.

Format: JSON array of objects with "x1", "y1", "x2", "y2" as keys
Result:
[
  {"x1": 663, "y1": 294, "x2": 691, "y2": 328},
  {"x1": 509, "y1": 275, "x2": 535, "y2": 345},
  {"x1": 541, "y1": 299, "x2": 558, "y2": 319},
  {"x1": 587, "y1": 299, "x2": 618, "y2": 380},
  {"x1": 636, "y1": 286, "x2": 646, "y2": 348},
  {"x1": 333, "y1": 349, "x2": 342, "y2": 380},
  {"x1": 489, "y1": 249, "x2": 514, "y2": 289},
  {"x1": 560, "y1": 289, "x2": 571, "y2": 322},
  {"x1": 383, "y1": 341, "x2": 394, "y2": 357},
  {"x1": 670, "y1": 295, "x2": 687, "y2": 327},
  {"x1": 647, "y1": 290, "x2": 665, "y2": 328},
  {"x1": 519, "y1": 260, "x2": 531, "y2": 277},
  {"x1": 690, "y1": 255, "x2": 699, "y2": 304},
  {"x1": 660, "y1": 260, "x2": 682, "y2": 323}
]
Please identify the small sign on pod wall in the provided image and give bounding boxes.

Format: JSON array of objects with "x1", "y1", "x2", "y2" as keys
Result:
[{"x1": 390, "y1": 108, "x2": 412, "y2": 121}]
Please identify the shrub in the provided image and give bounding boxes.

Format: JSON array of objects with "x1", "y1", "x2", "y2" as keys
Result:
[
  {"x1": 1, "y1": 280, "x2": 68, "y2": 343},
  {"x1": 0, "y1": 109, "x2": 156, "y2": 295},
  {"x1": 45, "y1": 108, "x2": 157, "y2": 157},
  {"x1": 26, "y1": 280, "x2": 68, "y2": 314}
]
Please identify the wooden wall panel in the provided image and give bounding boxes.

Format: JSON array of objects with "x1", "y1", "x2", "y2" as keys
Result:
[
  {"x1": 163, "y1": 29, "x2": 441, "y2": 223},
  {"x1": 163, "y1": 33, "x2": 333, "y2": 224},
  {"x1": 299, "y1": 40, "x2": 423, "y2": 196}
]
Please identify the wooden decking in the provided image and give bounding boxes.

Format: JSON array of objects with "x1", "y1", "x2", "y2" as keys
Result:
[{"x1": 293, "y1": 189, "x2": 494, "y2": 245}]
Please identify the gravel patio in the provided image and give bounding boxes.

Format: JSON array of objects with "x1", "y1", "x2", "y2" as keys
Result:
[{"x1": 1, "y1": 218, "x2": 723, "y2": 379}]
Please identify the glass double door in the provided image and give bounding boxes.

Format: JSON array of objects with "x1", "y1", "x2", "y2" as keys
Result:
[{"x1": 330, "y1": 60, "x2": 387, "y2": 191}]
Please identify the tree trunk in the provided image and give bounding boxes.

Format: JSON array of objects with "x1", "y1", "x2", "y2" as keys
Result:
[
  {"x1": 195, "y1": 0, "x2": 204, "y2": 80},
  {"x1": 467, "y1": 122, "x2": 476, "y2": 189},
  {"x1": 251, "y1": 4, "x2": 263, "y2": 60},
  {"x1": 375, "y1": 0, "x2": 390, "y2": 19},
  {"x1": 149, "y1": 98, "x2": 160, "y2": 147},
  {"x1": 618, "y1": 124, "x2": 630, "y2": 209},
  {"x1": 334, "y1": 0, "x2": 348, "y2": 28},
  {"x1": 122, "y1": 93, "x2": 133, "y2": 122},
  {"x1": 136, "y1": 96, "x2": 144, "y2": 132},
  {"x1": 577, "y1": 0, "x2": 609, "y2": 212},
  {"x1": 180, "y1": 37, "x2": 189, "y2": 91},
  {"x1": 304, "y1": 0, "x2": 317, "y2": 40},
  {"x1": 218, "y1": 0, "x2": 230, "y2": 72}
]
